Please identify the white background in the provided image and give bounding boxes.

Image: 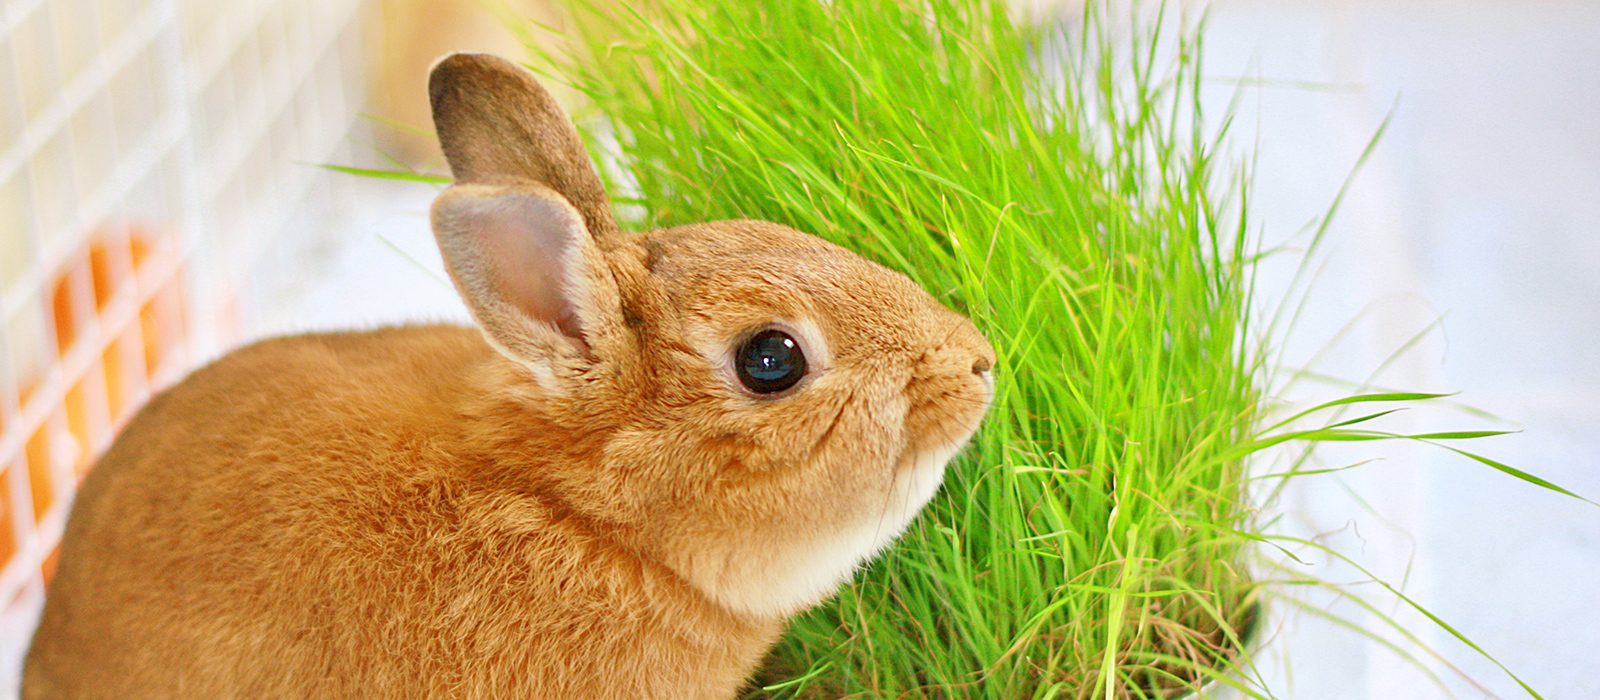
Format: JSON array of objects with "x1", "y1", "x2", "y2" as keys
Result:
[{"x1": 1200, "y1": 1, "x2": 1600, "y2": 698}]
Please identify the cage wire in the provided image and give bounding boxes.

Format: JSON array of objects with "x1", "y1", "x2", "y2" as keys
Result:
[{"x1": 0, "y1": 0, "x2": 373, "y2": 685}]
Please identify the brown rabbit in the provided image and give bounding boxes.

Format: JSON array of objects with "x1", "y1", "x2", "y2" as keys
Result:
[{"x1": 22, "y1": 53, "x2": 995, "y2": 699}]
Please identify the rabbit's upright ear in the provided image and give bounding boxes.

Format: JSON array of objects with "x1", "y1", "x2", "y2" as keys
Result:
[
  {"x1": 428, "y1": 53, "x2": 617, "y2": 236},
  {"x1": 428, "y1": 54, "x2": 624, "y2": 382}
]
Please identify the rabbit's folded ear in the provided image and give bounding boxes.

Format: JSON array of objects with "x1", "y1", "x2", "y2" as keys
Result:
[
  {"x1": 432, "y1": 182, "x2": 623, "y2": 380},
  {"x1": 428, "y1": 52, "x2": 617, "y2": 237}
]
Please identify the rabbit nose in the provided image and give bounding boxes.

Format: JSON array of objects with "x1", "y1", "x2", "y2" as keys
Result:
[
  {"x1": 954, "y1": 321, "x2": 996, "y2": 389},
  {"x1": 971, "y1": 354, "x2": 995, "y2": 394}
]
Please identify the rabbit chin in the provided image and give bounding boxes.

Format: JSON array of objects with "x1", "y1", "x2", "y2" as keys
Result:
[{"x1": 691, "y1": 437, "x2": 969, "y2": 620}]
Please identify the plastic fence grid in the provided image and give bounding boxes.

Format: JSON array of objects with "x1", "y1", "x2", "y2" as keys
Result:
[{"x1": 0, "y1": 0, "x2": 368, "y2": 675}]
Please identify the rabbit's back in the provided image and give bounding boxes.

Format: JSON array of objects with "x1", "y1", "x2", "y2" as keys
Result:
[{"x1": 23, "y1": 325, "x2": 775, "y2": 699}]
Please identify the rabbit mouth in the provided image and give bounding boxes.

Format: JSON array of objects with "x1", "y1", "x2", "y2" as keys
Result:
[{"x1": 899, "y1": 346, "x2": 995, "y2": 472}]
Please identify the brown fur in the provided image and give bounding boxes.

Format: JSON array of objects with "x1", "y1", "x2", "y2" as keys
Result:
[{"x1": 23, "y1": 54, "x2": 994, "y2": 699}]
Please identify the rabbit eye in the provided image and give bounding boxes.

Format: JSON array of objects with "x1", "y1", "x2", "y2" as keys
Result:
[{"x1": 736, "y1": 329, "x2": 807, "y2": 394}]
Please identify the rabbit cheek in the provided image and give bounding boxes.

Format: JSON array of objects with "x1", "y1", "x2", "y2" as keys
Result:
[
  {"x1": 676, "y1": 507, "x2": 898, "y2": 619},
  {"x1": 669, "y1": 416, "x2": 918, "y2": 618},
  {"x1": 708, "y1": 438, "x2": 960, "y2": 618}
]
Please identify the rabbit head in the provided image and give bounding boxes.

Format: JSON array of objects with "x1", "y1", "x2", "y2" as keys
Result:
[{"x1": 429, "y1": 54, "x2": 995, "y2": 619}]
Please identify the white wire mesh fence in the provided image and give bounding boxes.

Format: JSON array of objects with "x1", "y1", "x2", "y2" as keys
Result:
[{"x1": 0, "y1": 0, "x2": 371, "y2": 685}]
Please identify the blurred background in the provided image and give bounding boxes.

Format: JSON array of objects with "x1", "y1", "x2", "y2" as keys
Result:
[
  {"x1": 0, "y1": 0, "x2": 1593, "y2": 697},
  {"x1": 1203, "y1": 2, "x2": 1600, "y2": 697}
]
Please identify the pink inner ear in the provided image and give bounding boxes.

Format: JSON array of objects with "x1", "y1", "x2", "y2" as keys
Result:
[{"x1": 470, "y1": 194, "x2": 588, "y2": 341}]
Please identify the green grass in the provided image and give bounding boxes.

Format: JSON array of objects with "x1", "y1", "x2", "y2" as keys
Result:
[{"x1": 358, "y1": 0, "x2": 1592, "y2": 697}]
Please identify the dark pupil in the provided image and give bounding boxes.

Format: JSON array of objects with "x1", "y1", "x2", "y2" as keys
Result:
[{"x1": 737, "y1": 329, "x2": 806, "y2": 394}]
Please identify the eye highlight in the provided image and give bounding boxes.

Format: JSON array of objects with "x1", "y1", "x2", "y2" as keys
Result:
[{"x1": 736, "y1": 329, "x2": 807, "y2": 394}]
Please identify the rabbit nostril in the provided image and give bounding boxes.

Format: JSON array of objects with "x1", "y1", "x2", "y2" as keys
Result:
[{"x1": 972, "y1": 357, "x2": 993, "y2": 376}]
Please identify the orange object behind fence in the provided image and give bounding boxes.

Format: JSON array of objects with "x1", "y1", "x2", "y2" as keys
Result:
[{"x1": 0, "y1": 225, "x2": 186, "y2": 610}]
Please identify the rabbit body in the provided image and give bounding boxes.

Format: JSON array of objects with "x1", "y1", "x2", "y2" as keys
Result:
[
  {"x1": 25, "y1": 325, "x2": 779, "y2": 699},
  {"x1": 23, "y1": 54, "x2": 994, "y2": 699}
]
